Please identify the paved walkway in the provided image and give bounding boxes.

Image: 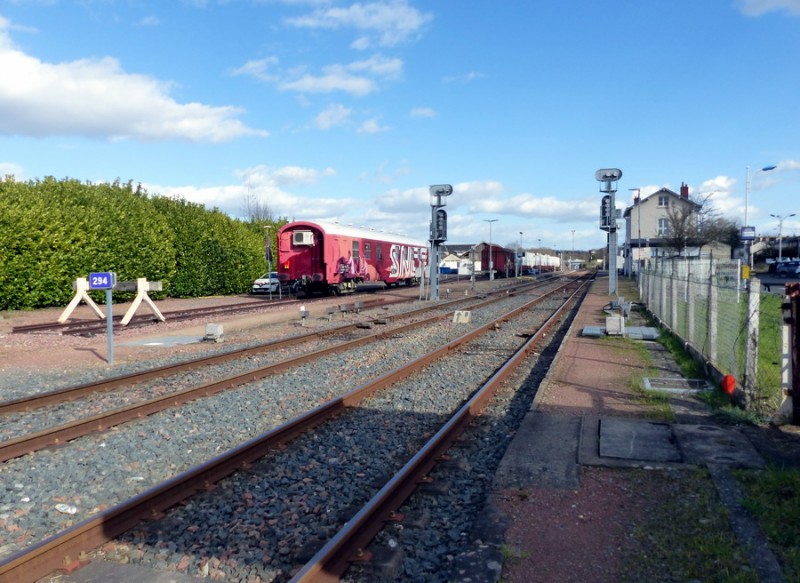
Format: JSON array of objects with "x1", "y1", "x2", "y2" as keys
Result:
[{"x1": 462, "y1": 274, "x2": 787, "y2": 583}]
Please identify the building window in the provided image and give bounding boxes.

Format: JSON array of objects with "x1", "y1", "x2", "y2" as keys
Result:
[
  {"x1": 658, "y1": 218, "x2": 669, "y2": 236},
  {"x1": 658, "y1": 195, "x2": 669, "y2": 207}
]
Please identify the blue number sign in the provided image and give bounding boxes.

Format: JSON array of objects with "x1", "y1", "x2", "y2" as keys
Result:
[{"x1": 89, "y1": 272, "x2": 116, "y2": 290}]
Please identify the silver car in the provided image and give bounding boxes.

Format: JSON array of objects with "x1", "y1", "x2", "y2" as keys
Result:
[{"x1": 250, "y1": 271, "x2": 280, "y2": 293}]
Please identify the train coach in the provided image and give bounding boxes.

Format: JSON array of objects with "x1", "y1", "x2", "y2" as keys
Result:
[
  {"x1": 277, "y1": 220, "x2": 429, "y2": 296},
  {"x1": 481, "y1": 244, "x2": 517, "y2": 278}
]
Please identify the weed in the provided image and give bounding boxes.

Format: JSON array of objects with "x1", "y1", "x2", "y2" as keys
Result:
[
  {"x1": 735, "y1": 466, "x2": 800, "y2": 582},
  {"x1": 499, "y1": 544, "x2": 529, "y2": 563}
]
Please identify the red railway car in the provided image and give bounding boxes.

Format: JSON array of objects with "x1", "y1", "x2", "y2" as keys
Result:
[
  {"x1": 277, "y1": 221, "x2": 429, "y2": 295},
  {"x1": 481, "y1": 244, "x2": 516, "y2": 278}
]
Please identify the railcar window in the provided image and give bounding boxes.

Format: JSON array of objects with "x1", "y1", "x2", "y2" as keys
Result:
[
  {"x1": 376, "y1": 244, "x2": 382, "y2": 261},
  {"x1": 352, "y1": 241, "x2": 360, "y2": 260},
  {"x1": 365, "y1": 242, "x2": 372, "y2": 259}
]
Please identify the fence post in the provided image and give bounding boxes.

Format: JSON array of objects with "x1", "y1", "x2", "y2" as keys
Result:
[
  {"x1": 708, "y1": 259, "x2": 718, "y2": 366},
  {"x1": 743, "y1": 278, "x2": 761, "y2": 408},
  {"x1": 687, "y1": 260, "x2": 695, "y2": 346},
  {"x1": 772, "y1": 283, "x2": 798, "y2": 425},
  {"x1": 670, "y1": 260, "x2": 678, "y2": 330}
]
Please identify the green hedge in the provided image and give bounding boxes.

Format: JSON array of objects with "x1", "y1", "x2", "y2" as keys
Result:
[{"x1": 0, "y1": 176, "x2": 280, "y2": 311}]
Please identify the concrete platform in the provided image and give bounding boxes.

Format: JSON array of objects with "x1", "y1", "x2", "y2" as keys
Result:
[
  {"x1": 493, "y1": 412, "x2": 581, "y2": 490},
  {"x1": 579, "y1": 416, "x2": 766, "y2": 470}
]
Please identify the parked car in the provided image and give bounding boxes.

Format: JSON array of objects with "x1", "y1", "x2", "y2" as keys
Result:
[
  {"x1": 775, "y1": 261, "x2": 800, "y2": 277},
  {"x1": 250, "y1": 271, "x2": 280, "y2": 294}
]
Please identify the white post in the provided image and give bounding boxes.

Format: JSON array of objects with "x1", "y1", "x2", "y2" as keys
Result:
[
  {"x1": 743, "y1": 278, "x2": 761, "y2": 408},
  {"x1": 121, "y1": 278, "x2": 165, "y2": 325},
  {"x1": 58, "y1": 278, "x2": 105, "y2": 323}
]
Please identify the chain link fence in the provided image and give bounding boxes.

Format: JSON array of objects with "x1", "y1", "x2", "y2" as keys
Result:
[{"x1": 639, "y1": 257, "x2": 784, "y2": 415}]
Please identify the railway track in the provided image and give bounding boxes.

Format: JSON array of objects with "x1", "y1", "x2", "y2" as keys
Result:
[
  {"x1": 0, "y1": 275, "x2": 589, "y2": 582},
  {"x1": 10, "y1": 296, "x2": 366, "y2": 336},
  {"x1": 0, "y1": 282, "x2": 545, "y2": 462},
  {"x1": 0, "y1": 278, "x2": 547, "y2": 417}
]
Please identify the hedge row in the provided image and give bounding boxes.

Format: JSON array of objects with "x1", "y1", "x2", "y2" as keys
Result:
[{"x1": 0, "y1": 176, "x2": 281, "y2": 311}]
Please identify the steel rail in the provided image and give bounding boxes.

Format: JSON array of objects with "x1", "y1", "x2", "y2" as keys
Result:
[
  {"x1": 0, "y1": 287, "x2": 508, "y2": 415},
  {"x1": 290, "y1": 277, "x2": 591, "y2": 582},
  {"x1": 0, "y1": 279, "x2": 556, "y2": 461},
  {"x1": 10, "y1": 299, "x2": 293, "y2": 335},
  {"x1": 0, "y1": 278, "x2": 582, "y2": 583}
]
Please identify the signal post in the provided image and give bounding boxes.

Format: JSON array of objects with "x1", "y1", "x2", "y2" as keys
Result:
[
  {"x1": 596, "y1": 168, "x2": 622, "y2": 296},
  {"x1": 428, "y1": 184, "x2": 452, "y2": 301}
]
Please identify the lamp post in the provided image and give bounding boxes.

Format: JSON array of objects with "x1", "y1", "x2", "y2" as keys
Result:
[
  {"x1": 744, "y1": 164, "x2": 777, "y2": 270},
  {"x1": 770, "y1": 212, "x2": 796, "y2": 262},
  {"x1": 517, "y1": 231, "x2": 523, "y2": 277},
  {"x1": 485, "y1": 219, "x2": 498, "y2": 280}
]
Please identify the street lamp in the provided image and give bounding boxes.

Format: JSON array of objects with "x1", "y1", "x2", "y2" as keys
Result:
[
  {"x1": 517, "y1": 231, "x2": 523, "y2": 277},
  {"x1": 744, "y1": 164, "x2": 777, "y2": 269},
  {"x1": 484, "y1": 219, "x2": 498, "y2": 280},
  {"x1": 770, "y1": 212, "x2": 796, "y2": 262}
]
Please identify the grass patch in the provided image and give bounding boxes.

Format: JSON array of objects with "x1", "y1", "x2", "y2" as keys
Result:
[
  {"x1": 735, "y1": 466, "x2": 800, "y2": 582},
  {"x1": 696, "y1": 390, "x2": 766, "y2": 426},
  {"x1": 620, "y1": 468, "x2": 758, "y2": 583},
  {"x1": 499, "y1": 543, "x2": 529, "y2": 563}
]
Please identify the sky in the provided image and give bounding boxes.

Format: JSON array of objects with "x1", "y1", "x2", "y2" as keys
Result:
[{"x1": 1, "y1": 0, "x2": 800, "y2": 254}]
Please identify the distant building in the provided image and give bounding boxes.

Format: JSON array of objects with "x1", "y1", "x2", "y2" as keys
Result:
[{"x1": 621, "y1": 183, "x2": 729, "y2": 275}]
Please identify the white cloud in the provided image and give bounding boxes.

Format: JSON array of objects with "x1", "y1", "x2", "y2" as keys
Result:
[
  {"x1": 231, "y1": 57, "x2": 281, "y2": 82},
  {"x1": 360, "y1": 160, "x2": 409, "y2": 184},
  {"x1": 357, "y1": 117, "x2": 390, "y2": 134},
  {"x1": 734, "y1": 0, "x2": 800, "y2": 16},
  {"x1": 410, "y1": 106, "x2": 436, "y2": 118},
  {"x1": 146, "y1": 163, "x2": 343, "y2": 220},
  {"x1": 0, "y1": 161, "x2": 24, "y2": 179},
  {"x1": 236, "y1": 54, "x2": 403, "y2": 96},
  {"x1": 313, "y1": 103, "x2": 352, "y2": 129},
  {"x1": 285, "y1": 0, "x2": 433, "y2": 48},
  {"x1": 0, "y1": 20, "x2": 267, "y2": 142},
  {"x1": 443, "y1": 71, "x2": 484, "y2": 84},
  {"x1": 280, "y1": 67, "x2": 377, "y2": 95},
  {"x1": 138, "y1": 16, "x2": 160, "y2": 26}
]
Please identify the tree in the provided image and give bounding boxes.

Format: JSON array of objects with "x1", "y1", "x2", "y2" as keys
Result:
[
  {"x1": 242, "y1": 189, "x2": 273, "y2": 223},
  {"x1": 663, "y1": 194, "x2": 739, "y2": 257}
]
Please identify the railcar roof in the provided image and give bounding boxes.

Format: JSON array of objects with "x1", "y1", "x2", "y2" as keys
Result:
[{"x1": 279, "y1": 220, "x2": 426, "y2": 247}]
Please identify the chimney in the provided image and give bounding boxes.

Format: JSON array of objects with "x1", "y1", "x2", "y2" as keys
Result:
[{"x1": 680, "y1": 182, "x2": 689, "y2": 199}]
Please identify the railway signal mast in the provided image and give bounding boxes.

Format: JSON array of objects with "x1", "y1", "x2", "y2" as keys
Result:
[
  {"x1": 596, "y1": 168, "x2": 622, "y2": 296},
  {"x1": 429, "y1": 184, "x2": 452, "y2": 301}
]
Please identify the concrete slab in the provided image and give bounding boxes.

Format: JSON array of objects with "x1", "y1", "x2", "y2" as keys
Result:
[
  {"x1": 675, "y1": 425, "x2": 766, "y2": 469},
  {"x1": 643, "y1": 377, "x2": 713, "y2": 394},
  {"x1": 579, "y1": 417, "x2": 766, "y2": 470},
  {"x1": 493, "y1": 412, "x2": 581, "y2": 490},
  {"x1": 580, "y1": 326, "x2": 605, "y2": 337},
  {"x1": 624, "y1": 326, "x2": 660, "y2": 340},
  {"x1": 55, "y1": 560, "x2": 202, "y2": 582},
  {"x1": 598, "y1": 418, "x2": 682, "y2": 463}
]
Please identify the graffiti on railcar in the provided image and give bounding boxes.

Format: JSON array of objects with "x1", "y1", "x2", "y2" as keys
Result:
[{"x1": 390, "y1": 244, "x2": 427, "y2": 279}]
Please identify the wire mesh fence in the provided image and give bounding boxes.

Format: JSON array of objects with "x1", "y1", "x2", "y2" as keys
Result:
[{"x1": 640, "y1": 256, "x2": 784, "y2": 415}]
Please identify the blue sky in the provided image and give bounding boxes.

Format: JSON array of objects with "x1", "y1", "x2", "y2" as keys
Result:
[{"x1": 1, "y1": 0, "x2": 799, "y2": 253}]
